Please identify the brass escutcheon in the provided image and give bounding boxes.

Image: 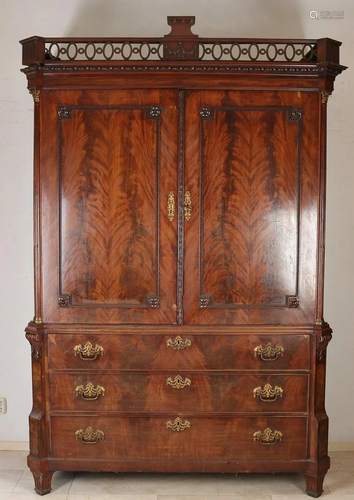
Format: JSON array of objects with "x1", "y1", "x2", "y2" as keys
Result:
[
  {"x1": 166, "y1": 417, "x2": 191, "y2": 432},
  {"x1": 166, "y1": 374, "x2": 192, "y2": 389},
  {"x1": 166, "y1": 335, "x2": 192, "y2": 350},
  {"x1": 184, "y1": 191, "x2": 192, "y2": 221},
  {"x1": 168, "y1": 191, "x2": 175, "y2": 222}
]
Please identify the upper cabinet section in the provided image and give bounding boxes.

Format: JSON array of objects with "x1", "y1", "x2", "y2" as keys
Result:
[{"x1": 20, "y1": 16, "x2": 346, "y2": 93}]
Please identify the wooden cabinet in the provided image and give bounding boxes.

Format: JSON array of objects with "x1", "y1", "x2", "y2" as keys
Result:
[{"x1": 21, "y1": 17, "x2": 346, "y2": 497}]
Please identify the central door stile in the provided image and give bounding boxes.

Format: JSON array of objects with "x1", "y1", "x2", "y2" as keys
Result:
[{"x1": 177, "y1": 90, "x2": 185, "y2": 325}]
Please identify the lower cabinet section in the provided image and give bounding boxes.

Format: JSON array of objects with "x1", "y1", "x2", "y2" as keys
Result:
[{"x1": 50, "y1": 416, "x2": 308, "y2": 461}]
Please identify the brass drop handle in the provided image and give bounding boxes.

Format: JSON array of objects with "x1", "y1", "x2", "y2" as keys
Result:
[
  {"x1": 184, "y1": 191, "x2": 192, "y2": 221},
  {"x1": 75, "y1": 382, "x2": 105, "y2": 400},
  {"x1": 166, "y1": 417, "x2": 191, "y2": 432},
  {"x1": 168, "y1": 191, "x2": 175, "y2": 222},
  {"x1": 254, "y1": 342, "x2": 284, "y2": 361},
  {"x1": 75, "y1": 426, "x2": 105, "y2": 444},
  {"x1": 253, "y1": 427, "x2": 283, "y2": 445},
  {"x1": 166, "y1": 375, "x2": 192, "y2": 389},
  {"x1": 253, "y1": 383, "x2": 283, "y2": 402},
  {"x1": 74, "y1": 341, "x2": 104, "y2": 361}
]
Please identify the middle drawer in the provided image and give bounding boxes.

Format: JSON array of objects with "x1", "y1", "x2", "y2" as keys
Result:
[{"x1": 49, "y1": 372, "x2": 308, "y2": 413}]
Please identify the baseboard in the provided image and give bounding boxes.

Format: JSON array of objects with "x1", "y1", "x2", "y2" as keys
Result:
[
  {"x1": 0, "y1": 442, "x2": 29, "y2": 451},
  {"x1": 329, "y1": 442, "x2": 354, "y2": 452},
  {"x1": 0, "y1": 441, "x2": 353, "y2": 452}
]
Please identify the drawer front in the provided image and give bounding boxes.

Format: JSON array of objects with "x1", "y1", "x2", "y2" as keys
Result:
[
  {"x1": 49, "y1": 372, "x2": 309, "y2": 413},
  {"x1": 50, "y1": 415, "x2": 307, "y2": 460},
  {"x1": 48, "y1": 333, "x2": 310, "y2": 370}
]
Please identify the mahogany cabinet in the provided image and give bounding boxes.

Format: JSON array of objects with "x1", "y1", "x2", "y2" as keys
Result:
[{"x1": 20, "y1": 16, "x2": 346, "y2": 497}]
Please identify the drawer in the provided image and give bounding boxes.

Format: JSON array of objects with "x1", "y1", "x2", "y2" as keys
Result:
[
  {"x1": 48, "y1": 333, "x2": 310, "y2": 370},
  {"x1": 49, "y1": 372, "x2": 309, "y2": 413},
  {"x1": 50, "y1": 415, "x2": 308, "y2": 460}
]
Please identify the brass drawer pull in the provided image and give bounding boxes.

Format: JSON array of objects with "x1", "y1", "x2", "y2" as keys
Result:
[
  {"x1": 168, "y1": 191, "x2": 175, "y2": 222},
  {"x1": 75, "y1": 426, "x2": 105, "y2": 444},
  {"x1": 75, "y1": 382, "x2": 105, "y2": 400},
  {"x1": 166, "y1": 417, "x2": 191, "y2": 432},
  {"x1": 253, "y1": 427, "x2": 283, "y2": 445},
  {"x1": 166, "y1": 375, "x2": 192, "y2": 389},
  {"x1": 166, "y1": 335, "x2": 191, "y2": 350},
  {"x1": 253, "y1": 383, "x2": 283, "y2": 402},
  {"x1": 184, "y1": 191, "x2": 192, "y2": 221},
  {"x1": 74, "y1": 341, "x2": 104, "y2": 361},
  {"x1": 254, "y1": 342, "x2": 284, "y2": 361}
]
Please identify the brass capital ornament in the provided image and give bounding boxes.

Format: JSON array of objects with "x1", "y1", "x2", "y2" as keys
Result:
[
  {"x1": 321, "y1": 90, "x2": 331, "y2": 104},
  {"x1": 29, "y1": 89, "x2": 41, "y2": 103}
]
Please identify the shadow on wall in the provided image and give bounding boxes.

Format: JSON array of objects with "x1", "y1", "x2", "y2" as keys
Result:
[{"x1": 64, "y1": 0, "x2": 305, "y2": 38}]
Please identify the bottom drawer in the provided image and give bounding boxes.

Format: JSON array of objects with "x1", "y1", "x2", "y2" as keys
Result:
[{"x1": 51, "y1": 416, "x2": 307, "y2": 461}]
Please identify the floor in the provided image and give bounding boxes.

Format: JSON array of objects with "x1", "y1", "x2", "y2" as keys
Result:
[{"x1": 0, "y1": 451, "x2": 353, "y2": 499}]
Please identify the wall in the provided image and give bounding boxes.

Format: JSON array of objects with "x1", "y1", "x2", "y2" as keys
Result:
[{"x1": 0, "y1": 0, "x2": 353, "y2": 444}]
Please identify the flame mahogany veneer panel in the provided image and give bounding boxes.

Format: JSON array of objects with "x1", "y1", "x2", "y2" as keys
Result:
[
  {"x1": 47, "y1": 333, "x2": 310, "y2": 371},
  {"x1": 49, "y1": 372, "x2": 309, "y2": 413},
  {"x1": 60, "y1": 107, "x2": 159, "y2": 306},
  {"x1": 50, "y1": 415, "x2": 308, "y2": 460}
]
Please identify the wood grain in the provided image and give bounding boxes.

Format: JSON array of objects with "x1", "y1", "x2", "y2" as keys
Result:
[
  {"x1": 47, "y1": 332, "x2": 310, "y2": 371},
  {"x1": 40, "y1": 90, "x2": 178, "y2": 324},
  {"x1": 201, "y1": 106, "x2": 298, "y2": 306},
  {"x1": 49, "y1": 372, "x2": 309, "y2": 413},
  {"x1": 184, "y1": 90, "x2": 319, "y2": 325},
  {"x1": 60, "y1": 106, "x2": 158, "y2": 305},
  {"x1": 50, "y1": 415, "x2": 308, "y2": 461}
]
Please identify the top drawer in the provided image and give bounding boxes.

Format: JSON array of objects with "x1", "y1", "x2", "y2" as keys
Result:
[{"x1": 48, "y1": 333, "x2": 310, "y2": 371}]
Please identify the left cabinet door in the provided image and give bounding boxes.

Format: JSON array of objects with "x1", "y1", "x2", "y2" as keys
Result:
[{"x1": 40, "y1": 90, "x2": 178, "y2": 324}]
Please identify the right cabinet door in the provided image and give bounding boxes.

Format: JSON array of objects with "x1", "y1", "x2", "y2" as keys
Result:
[{"x1": 184, "y1": 90, "x2": 320, "y2": 325}]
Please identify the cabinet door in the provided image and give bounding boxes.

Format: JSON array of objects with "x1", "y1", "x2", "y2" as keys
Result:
[
  {"x1": 184, "y1": 90, "x2": 319, "y2": 325},
  {"x1": 41, "y1": 90, "x2": 178, "y2": 324}
]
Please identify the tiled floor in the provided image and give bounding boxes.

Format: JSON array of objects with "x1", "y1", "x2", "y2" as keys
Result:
[{"x1": 0, "y1": 451, "x2": 353, "y2": 499}]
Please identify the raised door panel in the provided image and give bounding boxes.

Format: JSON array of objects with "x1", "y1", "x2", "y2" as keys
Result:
[
  {"x1": 184, "y1": 91, "x2": 319, "y2": 324},
  {"x1": 41, "y1": 90, "x2": 178, "y2": 323}
]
